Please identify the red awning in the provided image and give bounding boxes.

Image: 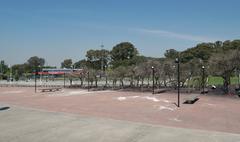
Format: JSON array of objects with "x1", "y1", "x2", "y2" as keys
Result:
[{"x1": 33, "y1": 72, "x2": 65, "y2": 75}]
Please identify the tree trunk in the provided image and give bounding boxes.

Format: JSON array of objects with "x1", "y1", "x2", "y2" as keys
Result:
[
  {"x1": 112, "y1": 80, "x2": 115, "y2": 88},
  {"x1": 120, "y1": 79, "x2": 124, "y2": 88},
  {"x1": 147, "y1": 77, "x2": 150, "y2": 87},
  {"x1": 141, "y1": 78, "x2": 144, "y2": 87},
  {"x1": 105, "y1": 76, "x2": 108, "y2": 87},
  {"x1": 223, "y1": 75, "x2": 230, "y2": 94},
  {"x1": 136, "y1": 76, "x2": 140, "y2": 87},
  {"x1": 130, "y1": 76, "x2": 134, "y2": 87},
  {"x1": 70, "y1": 78, "x2": 72, "y2": 86},
  {"x1": 95, "y1": 77, "x2": 98, "y2": 87},
  {"x1": 80, "y1": 77, "x2": 83, "y2": 87},
  {"x1": 163, "y1": 78, "x2": 167, "y2": 87}
]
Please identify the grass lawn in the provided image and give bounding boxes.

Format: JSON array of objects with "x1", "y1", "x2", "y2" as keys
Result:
[{"x1": 208, "y1": 76, "x2": 240, "y2": 86}]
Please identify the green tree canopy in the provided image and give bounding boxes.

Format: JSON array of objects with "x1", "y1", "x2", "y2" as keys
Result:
[
  {"x1": 0, "y1": 60, "x2": 9, "y2": 74},
  {"x1": 86, "y1": 49, "x2": 110, "y2": 70},
  {"x1": 74, "y1": 59, "x2": 89, "y2": 69},
  {"x1": 61, "y1": 59, "x2": 73, "y2": 69},
  {"x1": 111, "y1": 42, "x2": 138, "y2": 68},
  {"x1": 27, "y1": 56, "x2": 45, "y2": 68},
  {"x1": 209, "y1": 50, "x2": 240, "y2": 93},
  {"x1": 164, "y1": 49, "x2": 179, "y2": 59}
]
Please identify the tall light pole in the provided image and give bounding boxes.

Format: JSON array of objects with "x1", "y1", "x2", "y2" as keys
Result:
[
  {"x1": 100, "y1": 44, "x2": 104, "y2": 72},
  {"x1": 152, "y1": 66, "x2": 155, "y2": 94},
  {"x1": 8, "y1": 64, "x2": 11, "y2": 82},
  {"x1": 87, "y1": 71, "x2": 90, "y2": 91},
  {"x1": 175, "y1": 58, "x2": 180, "y2": 107},
  {"x1": 105, "y1": 65, "x2": 108, "y2": 87},
  {"x1": 236, "y1": 69, "x2": 240, "y2": 88},
  {"x1": 39, "y1": 65, "x2": 42, "y2": 83},
  {"x1": 238, "y1": 69, "x2": 240, "y2": 88},
  {"x1": 63, "y1": 72, "x2": 66, "y2": 88},
  {"x1": 202, "y1": 66, "x2": 205, "y2": 95},
  {"x1": 0, "y1": 62, "x2": 2, "y2": 79},
  {"x1": 34, "y1": 67, "x2": 37, "y2": 93}
]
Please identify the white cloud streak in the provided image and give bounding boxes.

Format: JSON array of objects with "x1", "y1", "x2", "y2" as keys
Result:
[{"x1": 134, "y1": 28, "x2": 217, "y2": 42}]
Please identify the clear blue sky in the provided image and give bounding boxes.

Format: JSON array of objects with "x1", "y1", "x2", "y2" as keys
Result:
[{"x1": 1, "y1": 0, "x2": 240, "y2": 67}]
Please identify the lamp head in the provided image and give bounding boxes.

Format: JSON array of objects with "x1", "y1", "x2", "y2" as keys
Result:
[{"x1": 175, "y1": 58, "x2": 179, "y2": 63}]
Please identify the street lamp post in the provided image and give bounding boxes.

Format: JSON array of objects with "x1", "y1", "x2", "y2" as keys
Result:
[
  {"x1": 8, "y1": 64, "x2": 11, "y2": 82},
  {"x1": 238, "y1": 69, "x2": 240, "y2": 88},
  {"x1": 39, "y1": 66, "x2": 42, "y2": 83},
  {"x1": 175, "y1": 58, "x2": 180, "y2": 107},
  {"x1": 101, "y1": 44, "x2": 104, "y2": 72},
  {"x1": 152, "y1": 66, "x2": 155, "y2": 94},
  {"x1": 87, "y1": 71, "x2": 90, "y2": 91},
  {"x1": 63, "y1": 72, "x2": 66, "y2": 88},
  {"x1": 34, "y1": 68, "x2": 37, "y2": 93},
  {"x1": 0, "y1": 63, "x2": 3, "y2": 80},
  {"x1": 202, "y1": 66, "x2": 205, "y2": 95},
  {"x1": 105, "y1": 65, "x2": 108, "y2": 87}
]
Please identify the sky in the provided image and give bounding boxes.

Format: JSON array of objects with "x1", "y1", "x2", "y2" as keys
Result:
[{"x1": 0, "y1": 0, "x2": 240, "y2": 67}]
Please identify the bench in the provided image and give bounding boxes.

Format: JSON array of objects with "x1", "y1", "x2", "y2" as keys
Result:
[
  {"x1": 90, "y1": 86, "x2": 105, "y2": 91},
  {"x1": 154, "y1": 89, "x2": 168, "y2": 94},
  {"x1": 39, "y1": 88, "x2": 62, "y2": 92},
  {"x1": 183, "y1": 94, "x2": 200, "y2": 104}
]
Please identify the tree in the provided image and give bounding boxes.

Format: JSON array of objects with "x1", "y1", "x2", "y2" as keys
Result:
[
  {"x1": 143, "y1": 59, "x2": 162, "y2": 87},
  {"x1": 0, "y1": 60, "x2": 9, "y2": 79},
  {"x1": 25, "y1": 56, "x2": 45, "y2": 75},
  {"x1": 11, "y1": 64, "x2": 27, "y2": 80},
  {"x1": 86, "y1": 49, "x2": 110, "y2": 70},
  {"x1": 114, "y1": 66, "x2": 128, "y2": 87},
  {"x1": 0, "y1": 60, "x2": 8, "y2": 74},
  {"x1": 162, "y1": 59, "x2": 175, "y2": 87},
  {"x1": 61, "y1": 59, "x2": 73, "y2": 69},
  {"x1": 107, "y1": 68, "x2": 118, "y2": 87},
  {"x1": 180, "y1": 43, "x2": 215, "y2": 63},
  {"x1": 209, "y1": 50, "x2": 240, "y2": 93},
  {"x1": 27, "y1": 56, "x2": 45, "y2": 68},
  {"x1": 87, "y1": 69, "x2": 99, "y2": 87},
  {"x1": 27, "y1": 56, "x2": 45, "y2": 67},
  {"x1": 111, "y1": 42, "x2": 138, "y2": 68},
  {"x1": 164, "y1": 49, "x2": 179, "y2": 59},
  {"x1": 185, "y1": 58, "x2": 204, "y2": 89},
  {"x1": 74, "y1": 59, "x2": 89, "y2": 69}
]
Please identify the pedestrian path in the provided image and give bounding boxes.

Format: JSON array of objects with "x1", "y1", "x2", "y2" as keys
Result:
[{"x1": 0, "y1": 105, "x2": 240, "y2": 142}]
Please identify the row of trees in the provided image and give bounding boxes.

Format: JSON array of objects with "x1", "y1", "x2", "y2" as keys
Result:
[
  {"x1": 1, "y1": 40, "x2": 240, "y2": 93},
  {"x1": 0, "y1": 56, "x2": 53, "y2": 80}
]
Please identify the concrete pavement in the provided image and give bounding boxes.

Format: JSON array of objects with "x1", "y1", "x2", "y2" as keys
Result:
[{"x1": 0, "y1": 105, "x2": 240, "y2": 142}]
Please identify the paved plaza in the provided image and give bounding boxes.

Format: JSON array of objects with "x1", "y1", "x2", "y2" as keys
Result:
[
  {"x1": 1, "y1": 106, "x2": 240, "y2": 142},
  {"x1": 0, "y1": 87, "x2": 240, "y2": 141}
]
